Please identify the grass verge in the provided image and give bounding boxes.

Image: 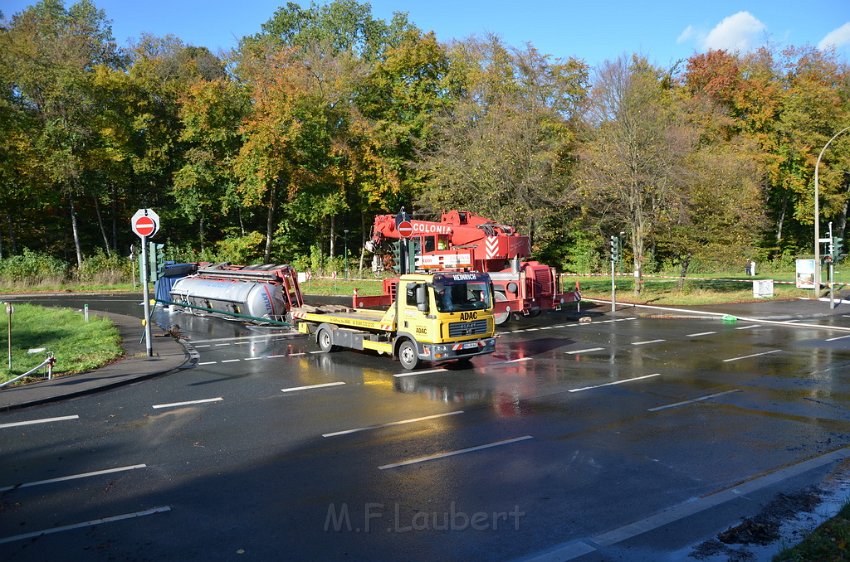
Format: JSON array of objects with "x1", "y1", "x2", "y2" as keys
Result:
[
  {"x1": 773, "y1": 502, "x2": 850, "y2": 561},
  {"x1": 0, "y1": 303, "x2": 122, "y2": 385}
]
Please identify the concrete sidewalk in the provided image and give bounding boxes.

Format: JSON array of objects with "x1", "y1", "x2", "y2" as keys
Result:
[{"x1": 0, "y1": 311, "x2": 191, "y2": 411}]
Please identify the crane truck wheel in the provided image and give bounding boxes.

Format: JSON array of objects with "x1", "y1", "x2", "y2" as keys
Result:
[
  {"x1": 397, "y1": 339, "x2": 419, "y2": 370},
  {"x1": 493, "y1": 291, "x2": 510, "y2": 326},
  {"x1": 317, "y1": 326, "x2": 338, "y2": 353}
]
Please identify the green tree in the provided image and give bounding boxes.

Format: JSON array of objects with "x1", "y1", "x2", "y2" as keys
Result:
[{"x1": 0, "y1": 0, "x2": 124, "y2": 268}]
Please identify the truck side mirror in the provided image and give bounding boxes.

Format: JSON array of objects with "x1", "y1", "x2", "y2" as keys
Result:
[{"x1": 416, "y1": 285, "x2": 429, "y2": 312}]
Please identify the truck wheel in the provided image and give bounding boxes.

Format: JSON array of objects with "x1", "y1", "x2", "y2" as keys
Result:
[
  {"x1": 397, "y1": 339, "x2": 419, "y2": 370},
  {"x1": 317, "y1": 327, "x2": 337, "y2": 352}
]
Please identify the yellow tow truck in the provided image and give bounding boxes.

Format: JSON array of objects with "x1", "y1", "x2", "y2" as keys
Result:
[{"x1": 289, "y1": 272, "x2": 497, "y2": 370}]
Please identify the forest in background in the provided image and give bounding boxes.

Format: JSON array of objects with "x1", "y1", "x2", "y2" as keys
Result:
[{"x1": 1, "y1": 0, "x2": 848, "y2": 292}]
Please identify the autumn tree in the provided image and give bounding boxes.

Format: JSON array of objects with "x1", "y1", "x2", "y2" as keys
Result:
[
  {"x1": 579, "y1": 56, "x2": 695, "y2": 294},
  {"x1": 418, "y1": 35, "x2": 589, "y2": 258}
]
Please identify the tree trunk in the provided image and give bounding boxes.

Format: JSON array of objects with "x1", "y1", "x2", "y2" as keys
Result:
[
  {"x1": 329, "y1": 215, "x2": 336, "y2": 260},
  {"x1": 69, "y1": 192, "x2": 83, "y2": 269},
  {"x1": 264, "y1": 183, "x2": 276, "y2": 263},
  {"x1": 111, "y1": 184, "x2": 118, "y2": 253},
  {"x1": 677, "y1": 253, "x2": 691, "y2": 292},
  {"x1": 775, "y1": 196, "x2": 786, "y2": 246},
  {"x1": 93, "y1": 195, "x2": 111, "y2": 257},
  {"x1": 7, "y1": 211, "x2": 16, "y2": 255},
  {"x1": 199, "y1": 215, "x2": 205, "y2": 254},
  {"x1": 358, "y1": 213, "x2": 366, "y2": 276}
]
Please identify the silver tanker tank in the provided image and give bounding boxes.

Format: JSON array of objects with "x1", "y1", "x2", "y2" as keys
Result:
[{"x1": 169, "y1": 264, "x2": 295, "y2": 322}]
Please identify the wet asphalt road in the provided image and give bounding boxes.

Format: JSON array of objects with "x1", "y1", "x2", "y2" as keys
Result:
[{"x1": 1, "y1": 295, "x2": 850, "y2": 561}]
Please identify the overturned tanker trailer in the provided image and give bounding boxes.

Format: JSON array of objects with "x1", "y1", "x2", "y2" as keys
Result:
[{"x1": 168, "y1": 263, "x2": 304, "y2": 324}]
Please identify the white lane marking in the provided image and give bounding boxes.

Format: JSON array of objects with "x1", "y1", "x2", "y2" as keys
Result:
[
  {"x1": 309, "y1": 351, "x2": 324, "y2": 354},
  {"x1": 194, "y1": 344, "x2": 211, "y2": 348},
  {"x1": 221, "y1": 359, "x2": 240, "y2": 363},
  {"x1": 214, "y1": 343, "x2": 231, "y2": 347},
  {"x1": 566, "y1": 347, "x2": 605, "y2": 355},
  {"x1": 488, "y1": 357, "x2": 533, "y2": 366},
  {"x1": 648, "y1": 390, "x2": 741, "y2": 412},
  {"x1": 281, "y1": 382, "x2": 346, "y2": 393},
  {"x1": 233, "y1": 341, "x2": 250, "y2": 345},
  {"x1": 0, "y1": 415, "x2": 79, "y2": 430},
  {"x1": 394, "y1": 368, "x2": 449, "y2": 378},
  {"x1": 267, "y1": 354, "x2": 287, "y2": 358},
  {"x1": 378, "y1": 435, "x2": 533, "y2": 470},
  {"x1": 631, "y1": 339, "x2": 665, "y2": 346},
  {"x1": 569, "y1": 373, "x2": 661, "y2": 393},
  {"x1": 323, "y1": 411, "x2": 464, "y2": 438},
  {"x1": 0, "y1": 464, "x2": 147, "y2": 493},
  {"x1": 152, "y1": 397, "x2": 223, "y2": 409},
  {"x1": 735, "y1": 324, "x2": 760, "y2": 330},
  {"x1": 0, "y1": 506, "x2": 171, "y2": 545},
  {"x1": 686, "y1": 331, "x2": 716, "y2": 338},
  {"x1": 827, "y1": 335, "x2": 850, "y2": 342},
  {"x1": 722, "y1": 349, "x2": 782, "y2": 363},
  {"x1": 198, "y1": 361, "x2": 217, "y2": 365},
  {"x1": 526, "y1": 328, "x2": 540, "y2": 332},
  {"x1": 288, "y1": 352, "x2": 306, "y2": 357},
  {"x1": 243, "y1": 357, "x2": 262, "y2": 361}
]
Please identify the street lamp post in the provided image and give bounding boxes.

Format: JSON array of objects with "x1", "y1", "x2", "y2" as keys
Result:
[{"x1": 814, "y1": 125, "x2": 850, "y2": 298}]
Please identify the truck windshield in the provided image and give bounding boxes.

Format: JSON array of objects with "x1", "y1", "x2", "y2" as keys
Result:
[{"x1": 433, "y1": 280, "x2": 491, "y2": 313}]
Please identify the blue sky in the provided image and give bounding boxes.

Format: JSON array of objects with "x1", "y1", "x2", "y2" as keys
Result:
[{"x1": 3, "y1": 0, "x2": 849, "y2": 68}]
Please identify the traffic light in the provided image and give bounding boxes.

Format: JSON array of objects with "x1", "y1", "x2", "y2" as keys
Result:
[
  {"x1": 834, "y1": 237, "x2": 845, "y2": 262},
  {"x1": 610, "y1": 235, "x2": 620, "y2": 263},
  {"x1": 391, "y1": 241, "x2": 402, "y2": 273},
  {"x1": 148, "y1": 242, "x2": 165, "y2": 282}
]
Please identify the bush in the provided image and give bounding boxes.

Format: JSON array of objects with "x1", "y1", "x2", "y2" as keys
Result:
[
  {"x1": 0, "y1": 249, "x2": 69, "y2": 286},
  {"x1": 75, "y1": 248, "x2": 132, "y2": 284}
]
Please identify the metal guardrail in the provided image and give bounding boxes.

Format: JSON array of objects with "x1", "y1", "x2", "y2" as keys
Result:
[{"x1": 0, "y1": 352, "x2": 55, "y2": 389}]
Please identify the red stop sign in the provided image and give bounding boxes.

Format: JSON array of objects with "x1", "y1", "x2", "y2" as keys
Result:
[
  {"x1": 397, "y1": 220, "x2": 414, "y2": 238},
  {"x1": 134, "y1": 216, "x2": 156, "y2": 237}
]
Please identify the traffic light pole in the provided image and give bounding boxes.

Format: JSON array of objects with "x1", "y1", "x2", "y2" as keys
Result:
[
  {"x1": 140, "y1": 236, "x2": 153, "y2": 357},
  {"x1": 611, "y1": 257, "x2": 616, "y2": 313}
]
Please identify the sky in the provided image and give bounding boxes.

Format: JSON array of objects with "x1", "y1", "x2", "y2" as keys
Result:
[{"x1": 2, "y1": 0, "x2": 849, "y2": 68}]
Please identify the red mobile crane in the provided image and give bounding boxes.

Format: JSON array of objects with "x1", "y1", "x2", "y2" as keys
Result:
[{"x1": 361, "y1": 210, "x2": 580, "y2": 325}]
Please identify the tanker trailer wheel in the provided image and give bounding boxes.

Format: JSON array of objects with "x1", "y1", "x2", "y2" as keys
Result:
[
  {"x1": 397, "y1": 339, "x2": 419, "y2": 370},
  {"x1": 317, "y1": 327, "x2": 337, "y2": 352},
  {"x1": 493, "y1": 291, "x2": 510, "y2": 326}
]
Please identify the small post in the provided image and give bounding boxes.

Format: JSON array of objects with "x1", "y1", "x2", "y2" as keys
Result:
[
  {"x1": 84, "y1": 303, "x2": 89, "y2": 322},
  {"x1": 5, "y1": 302, "x2": 12, "y2": 370}
]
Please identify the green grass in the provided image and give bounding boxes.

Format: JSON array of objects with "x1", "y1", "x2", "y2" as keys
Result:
[
  {"x1": 0, "y1": 303, "x2": 122, "y2": 385},
  {"x1": 774, "y1": 501, "x2": 850, "y2": 561}
]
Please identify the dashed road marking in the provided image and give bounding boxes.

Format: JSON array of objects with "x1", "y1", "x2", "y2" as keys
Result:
[
  {"x1": 723, "y1": 349, "x2": 781, "y2": 363},
  {"x1": 0, "y1": 506, "x2": 171, "y2": 545},
  {"x1": 281, "y1": 382, "x2": 346, "y2": 393},
  {"x1": 153, "y1": 397, "x2": 223, "y2": 409},
  {"x1": 0, "y1": 464, "x2": 147, "y2": 493},
  {"x1": 378, "y1": 435, "x2": 533, "y2": 470},
  {"x1": 735, "y1": 324, "x2": 760, "y2": 330},
  {"x1": 323, "y1": 411, "x2": 464, "y2": 438},
  {"x1": 631, "y1": 339, "x2": 665, "y2": 346},
  {"x1": 566, "y1": 347, "x2": 605, "y2": 355},
  {"x1": 648, "y1": 389, "x2": 741, "y2": 412},
  {"x1": 569, "y1": 373, "x2": 661, "y2": 393},
  {"x1": 686, "y1": 331, "x2": 715, "y2": 338},
  {"x1": 488, "y1": 357, "x2": 533, "y2": 366},
  {"x1": 393, "y1": 368, "x2": 449, "y2": 378},
  {"x1": 0, "y1": 415, "x2": 79, "y2": 430}
]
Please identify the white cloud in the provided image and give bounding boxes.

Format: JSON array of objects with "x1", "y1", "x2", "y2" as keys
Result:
[
  {"x1": 818, "y1": 22, "x2": 850, "y2": 50},
  {"x1": 702, "y1": 11, "x2": 766, "y2": 52},
  {"x1": 677, "y1": 25, "x2": 695, "y2": 44}
]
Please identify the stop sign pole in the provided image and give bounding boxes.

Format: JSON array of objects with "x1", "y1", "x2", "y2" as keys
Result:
[{"x1": 131, "y1": 209, "x2": 160, "y2": 357}]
